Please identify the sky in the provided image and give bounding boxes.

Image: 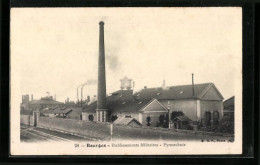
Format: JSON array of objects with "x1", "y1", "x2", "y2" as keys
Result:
[{"x1": 11, "y1": 7, "x2": 242, "y2": 103}]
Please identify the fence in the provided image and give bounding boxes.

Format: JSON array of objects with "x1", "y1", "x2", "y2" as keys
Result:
[{"x1": 20, "y1": 115, "x2": 233, "y2": 141}]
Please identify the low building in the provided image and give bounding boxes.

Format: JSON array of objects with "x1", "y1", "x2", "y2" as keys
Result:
[
  {"x1": 223, "y1": 96, "x2": 234, "y2": 122},
  {"x1": 42, "y1": 107, "x2": 73, "y2": 118},
  {"x1": 113, "y1": 117, "x2": 142, "y2": 127}
]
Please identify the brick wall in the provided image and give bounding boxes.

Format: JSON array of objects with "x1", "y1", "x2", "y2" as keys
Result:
[{"x1": 20, "y1": 115, "x2": 233, "y2": 140}]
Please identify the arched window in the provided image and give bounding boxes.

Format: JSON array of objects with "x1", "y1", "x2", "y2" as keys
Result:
[
  {"x1": 204, "y1": 111, "x2": 211, "y2": 126},
  {"x1": 88, "y1": 114, "x2": 94, "y2": 121},
  {"x1": 158, "y1": 115, "x2": 164, "y2": 125},
  {"x1": 146, "y1": 116, "x2": 151, "y2": 126}
]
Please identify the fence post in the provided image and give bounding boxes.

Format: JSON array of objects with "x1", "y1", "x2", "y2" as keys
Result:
[{"x1": 110, "y1": 123, "x2": 113, "y2": 141}]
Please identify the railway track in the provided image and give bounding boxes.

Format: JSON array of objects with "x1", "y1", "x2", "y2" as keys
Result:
[{"x1": 20, "y1": 126, "x2": 85, "y2": 142}]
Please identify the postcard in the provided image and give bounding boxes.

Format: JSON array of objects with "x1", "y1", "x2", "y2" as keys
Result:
[{"x1": 10, "y1": 7, "x2": 242, "y2": 155}]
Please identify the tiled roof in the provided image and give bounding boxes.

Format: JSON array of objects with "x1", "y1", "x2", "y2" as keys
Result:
[
  {"x1": 113, "y1": 117, "x2": 142, "y2": 125},
  {"x1": 83, "y1": 83, "x2": 222, "y2": 113},
  {"x1": 133, "y1": 83, "x2": 213, "y2": 100},
  {"x1": 108, "y1": 90, "x2": 134, "y2": 101},
  {"x1": 83, "y1": 99, "x2": 151, "y2": 113}
]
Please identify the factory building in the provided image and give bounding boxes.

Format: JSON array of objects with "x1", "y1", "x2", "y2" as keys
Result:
[
  {"x1": 20, "y1": 95, "x2": 64, "y2": 115},
  {"x1": 82, "y1": 80, "x2": 224, "y2": 129}
]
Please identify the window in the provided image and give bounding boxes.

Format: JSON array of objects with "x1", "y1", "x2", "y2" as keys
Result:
[
  {"x1": 102, "y1": 111, "x2": 104, "y2": 122},
  {"x1": 98, "y1": 111, "x2": 100, "y2": 122},
  {"x1": 88, "y1": 114, "x2": 94, "y2": 121}
]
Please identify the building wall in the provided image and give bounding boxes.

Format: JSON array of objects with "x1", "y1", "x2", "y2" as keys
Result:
[
  {"x1": 200, "y1": 100, "x2": 223, "y2": 119},
  {"x1": 82, "y1": 112, "x2": 96, "y2": 121},
  {"x1": 200, "y1": 85, "x2": 223, "y2": 101},
  {"x1": 160, "y1": 100, "x2": 198, "y2": 121},
  {"x1": 112, "y1": 112, "x2": 139, "y2": 120},
  {"x1": 141, "y1": 112, "x2": 169, "y2": 127},
  {"x1": 23, "y1": 116, "x2": 231, "y2": 141}
]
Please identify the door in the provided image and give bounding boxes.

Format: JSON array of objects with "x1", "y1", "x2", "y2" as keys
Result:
[{"x1": 33, "y1": 112, "x2": 37, "y2": 127}]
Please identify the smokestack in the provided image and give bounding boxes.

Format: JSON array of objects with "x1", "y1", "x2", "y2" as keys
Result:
[
  {"x1": 54, "y1": 94, "x2": 56, "y2": 101},
  {"x1": 67, "y1": 97, "x2": 69, "y2": 103},
  {"x1": 97, "y1": 21, "x2": 107, "y2": 109},
  {"x1": 87, "y1": 95, "x2": 90, "y2": 102},
  {"x1": 96, "y1": 21, "x2": 108, "y2": 122},
  {"x1": 31, "y1": 94, "x2": 33, "y2": 101},
  {"x1": 192, "y1": 73, "x2": 195, "y2": 96}
]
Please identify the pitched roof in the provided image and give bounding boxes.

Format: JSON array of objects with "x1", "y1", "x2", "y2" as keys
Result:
[
  {"x1": 224, "y1": 96, "x2": 235, "y2": 106},
  {"x1": 108, "y1": 90, "x2": 134, "y2": 101},
  {"x1": 113, "y1": 117, "x2": 142, "y2": 126},
  {"x1": 43, "y1": 107, "x2": 73, "y2": 114},
  {"x1": 133, "y1": 83, "x2": 220, "y2": 100},
  {"x1": 66, "y1": 108, "x2": 82, "y2": 119},
  {"x1": 83, "y1": 99, "x2": 151, "y2": 113}
]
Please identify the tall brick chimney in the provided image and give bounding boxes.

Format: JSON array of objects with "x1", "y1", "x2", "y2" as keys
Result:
[
  {"x1": 96, "y1": 21, "x2": 108, "y2": 122},
  {"x1": 192, "y1": 73, "x2": 195, "y2": 96}
]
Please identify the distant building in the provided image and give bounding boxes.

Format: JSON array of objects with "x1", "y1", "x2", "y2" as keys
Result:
[
  {"x1": 20, "y1": 95, "x2": 64, "y2": 115},
  {"x1": 65, "y1": 100, "x2": 77, "y2": 107},
  {"x1": 22, "y1": 95, "x2": 30, "y2": 104},
  {"x1": 29, "y1": 96, "x2": 64, "y2": 111},
  {"x1": 223, "y1": 96, "x2": 234, "y2": 122}
]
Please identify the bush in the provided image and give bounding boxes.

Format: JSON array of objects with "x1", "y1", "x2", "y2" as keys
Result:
[{"x1": 216, "y1": 121, "x2": 234, "y2": 134}]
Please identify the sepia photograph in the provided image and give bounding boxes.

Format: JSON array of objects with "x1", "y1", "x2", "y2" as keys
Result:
[{"x1": 10, "y1": 7, "x2": 242, "y2": 155}]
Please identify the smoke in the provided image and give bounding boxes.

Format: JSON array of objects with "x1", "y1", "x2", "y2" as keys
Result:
[
  {"x1": 106, "y1": 45, "x2": 122, "y2": 72},
  {"x1": 77, "y1": 79, "x2": 97, "y2": 88},
  {"x1": 82, "y1": 79, "x2": 97, "y2": 86},
  {"x1": 106, "y1": 54, "x2": 120, "y2": 71}
]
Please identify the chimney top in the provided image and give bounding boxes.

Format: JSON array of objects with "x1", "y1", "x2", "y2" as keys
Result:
[{"x1": 99, "y1": 21, "x2": 104, "y2": 26}]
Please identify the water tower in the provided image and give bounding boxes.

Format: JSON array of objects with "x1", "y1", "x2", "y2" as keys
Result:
[{"x1": 120, "y1": 76, "x2": 132, "y2": 90}]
